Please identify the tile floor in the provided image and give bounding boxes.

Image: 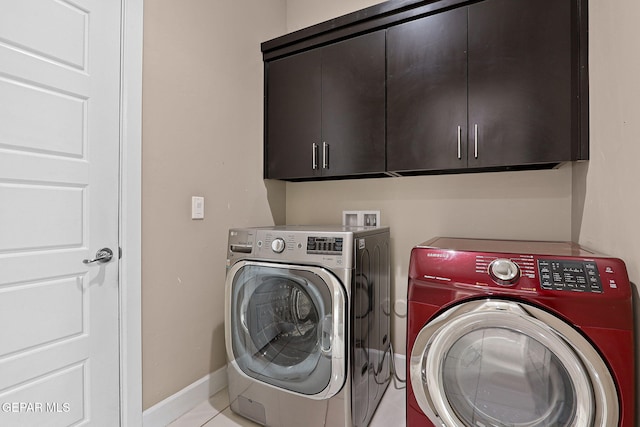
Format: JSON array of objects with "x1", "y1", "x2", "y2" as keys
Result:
[{"x1": 168, "y1": 380, "x2": 406, "y2": 427}]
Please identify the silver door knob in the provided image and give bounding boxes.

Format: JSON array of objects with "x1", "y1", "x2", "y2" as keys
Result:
[{"x1": 83, "y1": 248, "x2": 114, "y2": 264}]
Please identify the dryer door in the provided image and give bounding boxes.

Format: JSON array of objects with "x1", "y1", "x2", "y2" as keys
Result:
[
  {"x1": 225, "y1": 261, "x2": 346, "y2": 399},
  {"x1": 410, "y1": 299, "x2": 618, "y2": 427}
]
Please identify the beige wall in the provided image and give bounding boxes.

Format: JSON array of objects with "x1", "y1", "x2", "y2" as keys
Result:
[
  {"x1": 285, "y1": 0, "x2": 387, "y2": 32},
  {"x1": 574, "y1": 0, "x2": 640, "y2": 407},
  {"x1": 142, "y1": 0, "x2": 287, "y2": 409},
  {"x1": 574, "y1": 0, "x2": 640, "y2": 285}
]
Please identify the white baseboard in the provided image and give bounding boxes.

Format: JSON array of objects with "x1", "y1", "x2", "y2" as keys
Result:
[{"x1": 143, "y1": 365, "x2": 228, "y2": 427}]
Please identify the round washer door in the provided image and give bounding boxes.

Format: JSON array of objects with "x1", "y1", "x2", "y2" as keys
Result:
[
  {"x1": 225, "y1": 261, "x2": 346, "y2": 399},
  {"x1": 410, "y1": 299, "x2": 618, "y2": 427}
]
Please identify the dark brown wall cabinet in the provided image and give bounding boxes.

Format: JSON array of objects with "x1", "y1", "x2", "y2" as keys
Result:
[
  {"x1": 388, "y1": 0, "x2": 583, "y2": 173},
  {"x1": 262, "y1": 0, "x2": 588, "y2": 180},
  {"x1": 265, "y1": 31, "x2": 386, "y2": 180}
]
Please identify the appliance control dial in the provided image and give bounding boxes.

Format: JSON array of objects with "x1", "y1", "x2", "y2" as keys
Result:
[
  {"x1": 271, "y1": 238, "x2": 286, "y2": 253},
  {"x1": 489, "y1": 259, "x2": 520, "y2": 285}
]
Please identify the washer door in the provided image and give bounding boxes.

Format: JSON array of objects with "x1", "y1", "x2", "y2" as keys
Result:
[
  {"x1": 225, "y1": 261, "x2": 346, "y2": 399},
  {"x1": 410, "y1": 299, "x2": 618, "y2": 427}
]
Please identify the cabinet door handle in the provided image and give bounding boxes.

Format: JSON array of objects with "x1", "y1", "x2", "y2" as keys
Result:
[
  {"x1": 323, "y1": 142, "x2": 329, "y2": 169},
  {"x1": 457, "y1": 126, "x2": 462, "y2": 159},
  {"x1": 312, "y1": 143, "x2": 318, "y2": 170},
  {"x1": 474, "y1": 124, "x2": 479, "y2": 159}
]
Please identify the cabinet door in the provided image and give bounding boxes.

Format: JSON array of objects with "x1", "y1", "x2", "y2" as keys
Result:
[
  {"x1": 321, "y1": 31, "x2": 386, "y2": 177},
  {"x1": 265, "y1": 49, "x2": 321, "y2": 179},
  {"x1": 467, "y1": 0, "x2": 573, "y2": 168},
  {"x1": 387, "y1": 8, "x2": 468, "y2": 172}
]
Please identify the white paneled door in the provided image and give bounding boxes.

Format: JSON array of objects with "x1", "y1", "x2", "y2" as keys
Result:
[{"x1": 0, "y1": 0, "x2": 122, "y2": 425}]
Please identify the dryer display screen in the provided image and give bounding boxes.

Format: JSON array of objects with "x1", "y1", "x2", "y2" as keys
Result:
[{"x1": 538, "y1": 259, "x2": 602, "y2": 292}]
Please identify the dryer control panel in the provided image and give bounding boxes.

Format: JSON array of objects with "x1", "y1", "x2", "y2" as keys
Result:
[
  {"x1": 410, "y1": 238, "x2": 631, "y2": 297},
  {"x1": 538, "y1": 259, "x2": 602, "y2": 292},
  {"x1": 538, "y1": 260, "x2": 602, "y2": 292}
]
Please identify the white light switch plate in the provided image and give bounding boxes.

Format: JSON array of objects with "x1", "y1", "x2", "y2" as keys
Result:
[{"x1": 192, "y1": 196, "x2": 204, "y2": 219}]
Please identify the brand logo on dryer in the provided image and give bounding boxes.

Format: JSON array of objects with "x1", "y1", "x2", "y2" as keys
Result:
[{"x1": 427, "y1": 252, "x2": 449, "y2": 259}]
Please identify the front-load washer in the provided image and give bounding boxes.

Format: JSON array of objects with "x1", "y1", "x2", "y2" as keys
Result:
[
  {"x1": 407, "y1": 237, "x2": 634, "y2": 427},
  {"x1": 225, "y1": 226, "x2": 391, "y2": 427}
]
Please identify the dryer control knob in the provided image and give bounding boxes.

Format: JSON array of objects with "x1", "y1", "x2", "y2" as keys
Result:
[
  {"x1": 489, "y1": 259, "x2": 520, "y2": 285},
  {"x1": 271, "y1": 238, "x2": 286, "y2": 253}
]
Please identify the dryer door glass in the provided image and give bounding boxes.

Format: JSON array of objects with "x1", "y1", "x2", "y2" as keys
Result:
[
  {"x1": 442, "y1": 327, "x2": 575, "y2": 425},
  {"x1": 229, "y1": 263, "x2": 345, "y2": 397},
  {"x1": 410, "y1": 300, "x2": 598, "y2": 427}
]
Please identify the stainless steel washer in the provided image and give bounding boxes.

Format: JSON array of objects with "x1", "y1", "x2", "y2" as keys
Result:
[{"x1": 225, "y1": 226, "x2": 391, "y2": 427}]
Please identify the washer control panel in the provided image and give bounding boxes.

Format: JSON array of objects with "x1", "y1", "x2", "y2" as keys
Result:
[
  {"x1": 227, "y1": 228, "x2": 361, "y2": 270},
  {"x1": 538, "y1": 259, "x2": 603, "y2": 292},
  {"x1": 307, "y1": 236, "x2": 343, "y2": 255}
]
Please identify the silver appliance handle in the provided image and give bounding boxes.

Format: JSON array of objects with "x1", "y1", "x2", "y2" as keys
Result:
[
  {"x1": 323, "y1": 142, "x2": 329, "y2": 169},
  {"x1": 312, "y1": 143, "x2": 318, "y2": 170},
  {"x1": 320, "y1": 314, "x2": 333, "y2": 355},
  {"x1": 474, "y1": 124, "x2": 478, "y2": 159},
  {"x1": 457, "y1": 126, "x2": 462, "y2": 159}
]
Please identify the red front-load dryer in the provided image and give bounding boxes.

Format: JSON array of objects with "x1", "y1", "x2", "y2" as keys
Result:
[{"x1": 407, "y1": 237, "x2": 634, "y2": 427}]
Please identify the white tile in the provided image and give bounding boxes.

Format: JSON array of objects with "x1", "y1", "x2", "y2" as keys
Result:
[
  {"x1": 202, "y1": 407, "x2": 261, "y2": 427},
  {"x1": 370, "y1": 384, "x2": 406, "y2": 427},
  {"x1": 209, "y1": 389, "x2": 232, "y2": 413},
  {"x1": 168, "y1": 389, "x2": 232, "y2": 427}
]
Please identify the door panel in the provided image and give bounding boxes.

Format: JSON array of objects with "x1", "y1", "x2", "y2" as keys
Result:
[
  {"x1": 0, "y1": 77, "x2": 85, "y2": 156},
  {"x1": 0, "y1": 184, "x2": 83, "y2": 251},
  {"x1": 468, "y1": 0, "x2": 573, "y2": 167},
  {"x1": 0, "y1": 277, "x2": 83, "y2": 356},
  {"x1": 0, "y1": 363, "x2": 85, "y2": 426},
  {"x1": 321, "y1": 31, "x2": 386, "y2": 177},
  {"x1": 387, "y1": 8, "x2": 468, "y2": 172},
  {"x1": 0, "y1": 0, "x2": 87, "y2": 69},
  {"x1": 266, "y1": 31, "x2": 385, "y2": 180},
  {"x1": 0, "y1": 0, "x2": 122, "y2": 425},
  {"x1": 266, "y1": 50, "x2": 321, "y2": 180}
]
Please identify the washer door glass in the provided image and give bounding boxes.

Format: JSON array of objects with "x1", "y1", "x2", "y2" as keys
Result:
[{"x1": 229, "y1": 263, "x2": 343, "y2": 396}]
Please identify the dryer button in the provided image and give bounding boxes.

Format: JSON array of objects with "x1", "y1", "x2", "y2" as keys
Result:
[{"x1": 489, "y1": 259, "x2": 520, "y2": 285}]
